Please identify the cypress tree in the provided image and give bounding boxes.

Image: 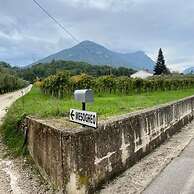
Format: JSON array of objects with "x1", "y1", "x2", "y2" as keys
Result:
[{"x1": 154, "y1": 48, "x2": 170, "y2": 75}]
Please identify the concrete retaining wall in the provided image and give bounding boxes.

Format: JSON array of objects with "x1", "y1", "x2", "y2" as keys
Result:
[{"x1": 25, "y1": 96, "x2": 194, "y2": 193}]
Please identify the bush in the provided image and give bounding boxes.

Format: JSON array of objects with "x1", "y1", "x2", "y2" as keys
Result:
[
  {"x1": 41, "y1": 71, "x2": 71, "y2": 98},
  {"x1": 71, "y1": 73, "x2": 95, "y2": 90},
  {"x1": 0, "y1": 73, "x2": 28, "y2": 94}
]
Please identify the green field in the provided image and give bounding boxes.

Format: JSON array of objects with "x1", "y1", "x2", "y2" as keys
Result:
[
  {"x1": 2, "y1": 86, "x2": 194, "y2": 156},
  {"x1": 7, "y1": 86, "x2": 194, "y2": 119}
]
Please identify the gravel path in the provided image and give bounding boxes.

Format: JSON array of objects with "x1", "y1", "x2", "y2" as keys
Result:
[
  {"x1": 0, "y1": 86, "x2": 32, "y2": 124},
  {"x1": 0, "y1": 86, "x2": 54, "y2": 194},
  {"x1": 99, "y1": 120, "x2": 194, "y2": 194}
]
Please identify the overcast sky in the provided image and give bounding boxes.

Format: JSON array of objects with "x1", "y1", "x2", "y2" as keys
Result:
[{"x1": 0, "y1": 0, "x2": 194, "y2": 71}]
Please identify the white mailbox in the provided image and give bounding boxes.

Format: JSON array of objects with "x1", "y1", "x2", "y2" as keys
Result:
[{"x1": 74, "y1": 89, "x2": 94, "y2": 103}]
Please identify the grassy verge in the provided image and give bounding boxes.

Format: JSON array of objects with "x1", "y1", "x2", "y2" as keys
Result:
[{"x1": 2, "y1": 86, "x2": 194, "y2": 156}]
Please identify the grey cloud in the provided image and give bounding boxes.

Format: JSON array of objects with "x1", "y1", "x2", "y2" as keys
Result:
[{"x1": 0, "y1": 0, "x2": 194, "y2": 71}]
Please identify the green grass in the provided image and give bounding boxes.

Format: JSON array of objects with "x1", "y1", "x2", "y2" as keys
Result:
[
  {"x1": 2, "y1": 86, "x2": 194, "y2": 156},
  {"x1": 7, "y1": 86, "x2": 194, "y2": 118}
]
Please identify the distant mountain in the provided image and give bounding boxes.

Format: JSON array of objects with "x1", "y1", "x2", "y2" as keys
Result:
[
  {"x1": 183, "y1": 67, "x2": 194, "y2": 74},
  {"x1": 34, "y1": 40, "x2": 155, "y2": 71}
]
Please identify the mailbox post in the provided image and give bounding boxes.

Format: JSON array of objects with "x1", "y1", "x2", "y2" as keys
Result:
[
  {"x1": 70, "y1": 89, "x2": 97, "y2": 128},
  {"x1": 82, "y1": 102, "x2": 86, "y2": 111}
]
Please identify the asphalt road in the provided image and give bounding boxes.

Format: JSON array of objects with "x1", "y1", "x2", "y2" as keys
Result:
[{"x1": 143, "y1": 139, "x2": 194, "y2": 194}]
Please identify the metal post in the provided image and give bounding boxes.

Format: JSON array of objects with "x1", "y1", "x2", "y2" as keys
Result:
[
  {"x1": 82, "y1": 102, "x2": 86, "y2": 111},
  {"x1": 82, "y1": 102, "x2": 86, "y2": 127}
]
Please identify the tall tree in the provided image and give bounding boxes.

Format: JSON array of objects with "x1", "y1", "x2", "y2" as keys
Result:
[{"x1": 154, "y1": 48, "x2": 170, "y2": 75}]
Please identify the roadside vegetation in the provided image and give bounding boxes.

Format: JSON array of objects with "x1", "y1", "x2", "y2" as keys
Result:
[{"x1": 0, "y1": 62, "x2": 28, "y2": 94}]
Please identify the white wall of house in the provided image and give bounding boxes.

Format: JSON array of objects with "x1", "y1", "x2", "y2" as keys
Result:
[{"x1": 131, "y1": 70, "x2": 153, "y2": 79}]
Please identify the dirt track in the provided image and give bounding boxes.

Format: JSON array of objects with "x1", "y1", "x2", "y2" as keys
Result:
[
  {"x1": 0, "y1": 86, "x2": 32, "y2": 124},
  {"x1": 0, "y1": 86, "x2": 53, "y2": 194}
]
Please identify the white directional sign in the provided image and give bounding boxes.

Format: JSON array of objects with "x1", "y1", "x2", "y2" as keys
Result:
[{"x1": 69, "y1": 109, "x2": 97, "y2": 128}]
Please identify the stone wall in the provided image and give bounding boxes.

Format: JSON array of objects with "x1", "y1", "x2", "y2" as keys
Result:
[{"x1": 25, "y1": 96, "x2": 194, "y2": 194}]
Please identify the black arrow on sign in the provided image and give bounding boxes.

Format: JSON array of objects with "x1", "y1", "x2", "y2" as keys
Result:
[{"x1": 70, "y1": 110, "x2": 75, "y2": 120}]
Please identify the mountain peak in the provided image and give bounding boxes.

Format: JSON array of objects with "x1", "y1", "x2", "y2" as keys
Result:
[
  {"x1": 74, "y1": 40, "x2": 107, "y2": 50},
  {"x1": 78, "y1": 40, "x2": 96, "y2": 45},
  {"x1": 34, "y1": 40, "x2": 155, "y2": 71}
]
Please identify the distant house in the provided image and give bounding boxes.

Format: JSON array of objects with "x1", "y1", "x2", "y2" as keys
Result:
[{"x1": 131, "y1": 70, "x2": 153, "y2": 79}]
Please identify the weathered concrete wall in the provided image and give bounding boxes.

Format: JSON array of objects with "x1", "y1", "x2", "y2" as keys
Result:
[{"x1": 25, "y1": 96, "x2": 194, "y2": 193}]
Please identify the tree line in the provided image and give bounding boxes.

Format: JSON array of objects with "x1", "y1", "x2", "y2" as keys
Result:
[
  {"x1": 40, "y1": 71, "x2": 194, "y2": 98},
  {"x1": 0, "y1": 62, "x2": 28, "y2": 94},
  {"x1": 16, "y1": 60, "x2": 136, "y2": 82}
]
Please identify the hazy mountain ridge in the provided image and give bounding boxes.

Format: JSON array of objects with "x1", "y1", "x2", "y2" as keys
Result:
[
  {"x1": 34, "y1": 40, "x2": 155, "y2": 71},
  {"x1": 183, "y1": 67, "x2": 194, "y2": 74}
]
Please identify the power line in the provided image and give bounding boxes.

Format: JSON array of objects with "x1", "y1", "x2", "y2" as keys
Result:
[{"x1": 31, "y1": 0, "x2": 79, "y2": 43}]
